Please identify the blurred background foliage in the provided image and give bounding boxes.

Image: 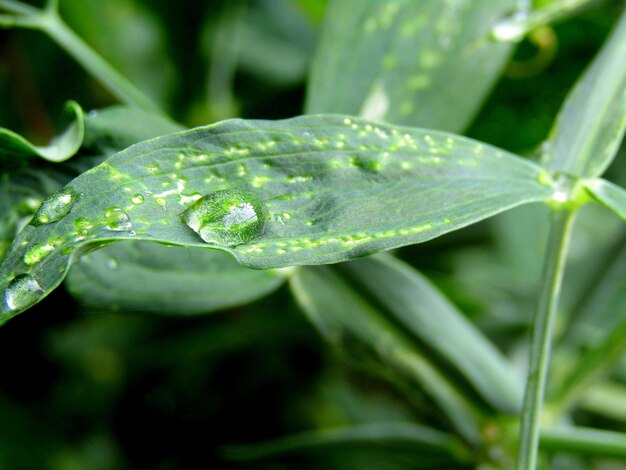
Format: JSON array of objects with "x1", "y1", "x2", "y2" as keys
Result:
[{"x1": 0, "y1": 0, "x2": 625, "y2": 468}]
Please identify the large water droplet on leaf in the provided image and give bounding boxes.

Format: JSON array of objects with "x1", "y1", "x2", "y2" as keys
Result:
[
  {"x1": 30, "y1": 188, "x2": 77, "y2": 226},
  {"x1": 4, "y1": 274, "x2": 45, "y2": 312},
  {"x1": 182, "y1": 189, "x2": 267, "y2": 247}
]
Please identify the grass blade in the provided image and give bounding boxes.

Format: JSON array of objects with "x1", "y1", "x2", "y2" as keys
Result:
[
  {"x1": 340, "y1": 255, "x2": 524, "y2": 413},
  {"x1": 540, "y1": 7, "x2": 626, "y2": 177},
  {"x1": 223, "y1": 422, "x2": 469, "y2": 464},
  {"x1": 290, "y1": 266, "x2": 483, "y2": 442},
  {"x1": 584, "y1": 178, "x2": 626, "y2": 221}
]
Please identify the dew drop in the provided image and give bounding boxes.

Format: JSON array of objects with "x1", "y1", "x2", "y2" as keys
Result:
[
  {"x1": 181, "y1": 189, "x2": 267, "y2": 247},
  {"x1": 491, "y1": 12, "x2": 527, "y2": 42},
  {"x1": 23, "y1": 242, "x2": 55, "y2": 266},
  {"x1": 31, "y1": 188, "x2": 77, "y2": 226},
  {"x1": 131, "y1": 194, "x2": 144, "y2": 204},
  {"x1": 4, "y1": 274, "x2": 45, "y2": 312},
  {"x1": 104, "y1": 207, "x2": 133, "y2": 232}
]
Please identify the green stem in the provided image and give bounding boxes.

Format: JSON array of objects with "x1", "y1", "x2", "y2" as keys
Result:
[
  {"x1": 0, "y1": 0, "x2": 38, "y2": 16},
  {"x1": 0, "y1": 0, "x2": 163, "y2": 114},
  {"x1": 516, "y1": 208, "x2": 576, "y2": 470},
  {"x1": 39, "y1": 13, "x2": 163, "y2": 114}
]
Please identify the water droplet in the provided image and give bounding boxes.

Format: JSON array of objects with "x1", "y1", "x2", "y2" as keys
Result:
[
  {"x1": 131, "y1": 194, "x2": 144, "y2": 204},
  {"x1": 23, "y1": 242, "x2": 55, "y2": 265},
  {"x1": 182, "y1": 189, "x2": 267, "y2": 247},
  {"x1": 4, "y1": 274, "x2": 45, "y2": 312},
  {"x1": 104, "y1": 207, "x2": 133, "y2": 232},
  {"x1": 492, "y1": 12, "x2": 527, "y2": 42},
  {"x1": 75, "y1": 218, "x2": 94, "y2": 229},
  {"x1": 31, "y1": 188, "x2": 77, "y2": 226}
]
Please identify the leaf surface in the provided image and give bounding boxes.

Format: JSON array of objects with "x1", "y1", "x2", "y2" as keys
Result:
[
  {"x1": 541, "y1": 8, "x2": 626, "y2": 177},
  {"x1": 223, "y1": 422, "x2": 467, "y2": 464},
  {"x1": 66, "y1": 105, "x2": 285, "y2": 315},
  {"x1": 306, "y1": 0, "x2": 515, "y2": 132},
  {"x1": 339, "y1": 255, "x2": 523, "y2": 413},
  {"x1": 0, "y1": 101, "x2": 84, "y2": 163},
  {"x1": 585, "y1": 179, "x2": 626, "y2": 221},
  {"x1": 0, "y1": 114, "x2": 553, "y2": 317},
  {"x1": 66, "y1": 241, "x2": 286, "y2": 314}
]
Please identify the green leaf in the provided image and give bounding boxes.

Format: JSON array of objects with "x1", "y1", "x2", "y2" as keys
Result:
[
  {"x1": 580, "y1": 382, "x2": 626, "y2": 422},
  {"x1": 540, "y1": 8, "x2": 626, "y2": 177},
  {"x1": 0, "y1": 101, "x2": 84, "y2": 163},
  {"x1": 66, "y1": 106, "x2": 285, "y2": 315},
  {"x1": 540, "y1": 426, "x2": 626, "y2": 459},
  {"x1": 222, "y1": 422, "x2": 469, "y2": 465},
  {"x1": 65, "y1": 241, "x2": 287, "y2": 315},
  {"x1": 339, "y1": 255, "x2": 523, "y2": 413},
  {"x1": 290, "y1": 266, "x2": 483, "y2": 442},
  {"x1": 0, "y1": 168, "x2": 66, "y2": 260},
  {"x1": 81, "y1": 106, "x2": 183, "y2": 156},
  {"x1": 236, "y1": 0, "x2": 315, "y2": 85},
  {"x1": 0, "y1": 114, "x2": 553, "y2": 318},
  {"x1": 584, "y1": 178, "x2": 626, "y2": 221},
  {"x1": 306, "y1": 0, "x2": 515, "y2": 132}
]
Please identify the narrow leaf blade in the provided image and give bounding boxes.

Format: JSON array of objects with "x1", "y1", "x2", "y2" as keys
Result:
[
  {"x1": 340, "y1": 255, "x2": 523, "y2": 413},
  {"x1": 223, "y1": 422, "x2": 467, "y2": 463},
  {"x1": 306, "y1": 0, "x2": 515, "y2": 132},
  {"x1": 0, "y1": 114, "x2": 553, "y2": 317},
  {"x1": 290, "y1": 266, "x2": 482, "y2": 442},
  {"x1": 541, "y1": 8, "x2": 626, "y2": 177},
  {"x1": 540, "y1": 426, "x2": 626, "y2": 459},
  {"x1": 0, "y1": 101, "x2": 84, "y2": 163},
  {"x1": 585, "y1": 178, "x2": 626, "y2": 221}
]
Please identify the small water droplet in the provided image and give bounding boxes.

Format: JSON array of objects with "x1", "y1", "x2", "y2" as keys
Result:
[
  {"x1": 4, "y1": 274, "x2": 45, "y2": 312},
  {"x1": 492, "y1": 12, "x2": 527, "y2": 42},
  {"x1": 75, "y1": 218, "x2": 94, "y2": 229},
  {"x1": 131, "y1": 194, "x2": 144, "y2": 204},
  {"x1": 103, "y1": 207, "x2": 133, "y2": 232},
  {"x1": 182, "y1": 189, "x2": 267, "y2": 247},
  {"x1": 23, "y1": 242, "x2": 55, "y2": 265},
  {"x1": 31, "y1": 188, "x2": 77, "y2": 226},
  {"x1": 106, "y1": 257, "x2": 118, "y2": 269}
]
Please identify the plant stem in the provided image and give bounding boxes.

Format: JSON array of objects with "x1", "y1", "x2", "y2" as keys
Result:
[
  {"x1": 0, "y1": 1, "x2": 163, "y2": 113},
  {"x1": 39, "y1": 13, "x2": 163, "y2": 114},
  {"x1": 516, "y1": 208, "x2": 576, "y2": 470},
  {"x1": 0, "y1": 0, "x2": 38, "y2": 16}
]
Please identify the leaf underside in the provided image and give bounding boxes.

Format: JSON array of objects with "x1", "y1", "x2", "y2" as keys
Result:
[
  {"x1": 0, "y1": 101, "x2": 84, "y2": 163},
  {"x1": 0, "y1": 114, "x2": 553, "y2": 317},
  {"x1": 66, "y1": 241, "x2": 286, "y2": 315}
]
